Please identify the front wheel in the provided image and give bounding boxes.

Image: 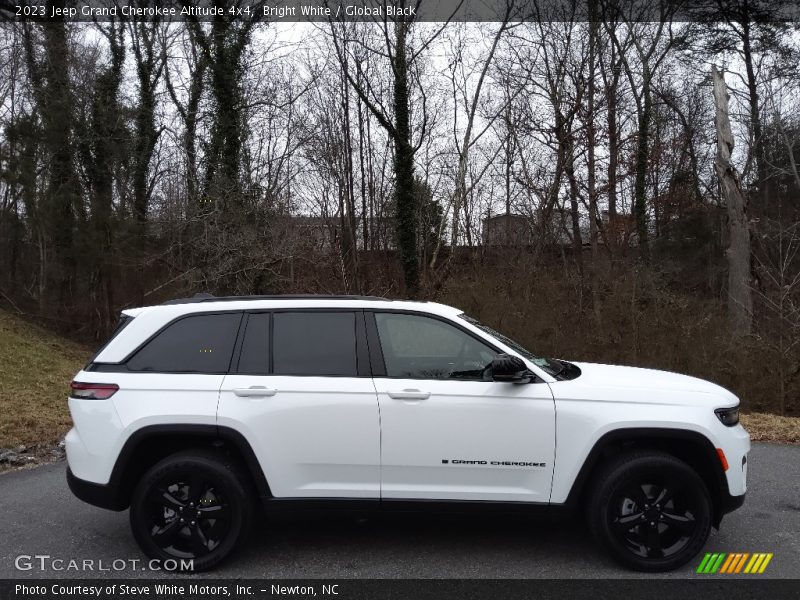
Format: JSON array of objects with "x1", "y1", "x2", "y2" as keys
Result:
[
  {"x1": 129, "y1": 450, "x2": 253, "y2": 572},
  {"x1": 587, "y1": 450, "x2": 712, "y2": 572}
]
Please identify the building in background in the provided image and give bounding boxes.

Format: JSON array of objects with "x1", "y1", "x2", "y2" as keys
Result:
[{"x1": 481, "y1": 214, "x2": 533, "y2": 246}]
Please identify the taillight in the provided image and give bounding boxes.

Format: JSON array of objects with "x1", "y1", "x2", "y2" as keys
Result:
[{"x1": 70, "y1": 381, "x2": 119, "y2": 400}]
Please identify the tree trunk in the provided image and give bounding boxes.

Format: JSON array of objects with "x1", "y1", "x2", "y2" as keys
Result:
[
  {"x1": 393, "y1": 21, "x2": 418, "y2": 295},
  {"x1": 86, "y1": 24, "x2": 125, "y2": 333},
  {"x1": 741, "y1": 18, "x2": 764, "y2": 188},
  {"x1": 340, "y1": 65, "x2": 360, "y2": 291},
  {"x1": 132, "y1": 60, "x2": 158, "y2": 228},
  {"x1": 712, "y1": 66, "x2": 752, "y2": 336},
  {"x1": 587, "y1": 17, "x2": 601, "y2": 322},
  {"x1": 357, "y1": 89, "x2": 369, "y2": 251},
  {"x1": 565, "y1": 140, "x2": 583, "y2": 277},
  {"x1": 192, "y1": 16, "x2": 251, "y2": 208},
  {"x1": 130, "y1": 21, "x2": 164, "y2": 302},
  {"x1": 605, "y1": 49, "x2": 620, "y2": 222},
  {"x1": 633, "y1": 68, "x2": 652, "y2": 260},
  {"x1": 24, "y1": 19, "x2": 82, "y2": 310}
]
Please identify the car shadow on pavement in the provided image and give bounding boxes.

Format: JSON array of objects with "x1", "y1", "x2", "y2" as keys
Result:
[{"x1": 222, "y1": 511, "x2": 629, "y2": 578}]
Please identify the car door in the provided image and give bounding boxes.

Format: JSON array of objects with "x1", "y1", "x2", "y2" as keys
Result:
[
  {"x1": 368, "y1": 311, "x2": 555, "y2": 503},
  {"x1": 218, "y1": 310, "x2": 381, "y2": 499}
]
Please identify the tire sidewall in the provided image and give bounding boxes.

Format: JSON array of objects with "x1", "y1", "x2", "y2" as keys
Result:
[
  {"x1": 591, "y1": 454, "x2": 712, "y2": 572},
  {"x1": 129, "y1": 454, "x2": 252, "y2": 572}
]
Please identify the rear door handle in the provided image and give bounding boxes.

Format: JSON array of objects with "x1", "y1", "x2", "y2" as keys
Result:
[
  {"x1": 233, "y1": 387, "x2": 277, "y2": 398},
  {"x1": 387, "y1": 389, "x2": 430, "y2": 400}
]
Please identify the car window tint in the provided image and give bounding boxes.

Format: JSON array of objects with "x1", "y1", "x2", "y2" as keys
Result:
[
  {"x1": 127, "y1": 313, "x2": 241, "y2": 373},
  {"x1": 273, "y1": 312, "x2": 357, "y2": 376},
  {"x1": 237, "y1": 313, "x2": 270, "y2": 374},
  {"x1": 375, "y1": 313, "x2": 497, "y2": 380}
]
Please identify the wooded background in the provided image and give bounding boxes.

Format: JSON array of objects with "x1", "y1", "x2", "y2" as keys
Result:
[{"x1": 0, "y1": 1, "x2": 798, "y2": 415}]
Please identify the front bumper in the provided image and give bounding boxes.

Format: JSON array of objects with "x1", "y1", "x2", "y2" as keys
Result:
[
  {"x1": 721, "y1": 491, "x2": 746, "y2": 515},
  {"x1": 718, "y1": 423, "x2": 750, "y2": 497},
  {"x1": 714, "y1": 485, "x2": 745, "y2": 528},
  {"x1": 713, "y1": 425, "x2": 748, "y2": 526}
]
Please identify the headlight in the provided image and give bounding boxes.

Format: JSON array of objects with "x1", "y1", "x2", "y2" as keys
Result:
[{"x1": 715, "y1": 406, "x2": 740, "y2": 427}]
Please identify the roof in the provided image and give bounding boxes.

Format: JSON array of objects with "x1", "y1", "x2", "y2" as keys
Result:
[
  {"x1": 483, "y1": 213, "x2": 528, "y2": 222},
  {"x1": 102, "y1": 295, "x2": 461, "y2": 363},
  {"x1": 160, "y1": 293, "x2": 389, "y2": 305}
]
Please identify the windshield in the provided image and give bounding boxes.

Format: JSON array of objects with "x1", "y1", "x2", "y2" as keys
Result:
[{"x1": 458, "y1": 313, "x2": 566, "y2": 378}]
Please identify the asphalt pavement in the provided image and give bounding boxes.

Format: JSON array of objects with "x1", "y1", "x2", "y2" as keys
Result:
[{"x1": 0, "y1": 443, "x2": 797, "y2": 579}]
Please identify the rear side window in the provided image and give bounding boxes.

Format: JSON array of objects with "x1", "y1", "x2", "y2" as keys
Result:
[
  {"x1": 273, "y1": 312, "x2": 357, "y2": 376},
  {"x1": 127, "y1": 313, "x2": 241, "y2": 373},
  {"x1": 88, "y1": 314, "x2": 134, "y2": 364},
  {"x1": 237, "y1": 313, "x2": 270, "y2": 374}
]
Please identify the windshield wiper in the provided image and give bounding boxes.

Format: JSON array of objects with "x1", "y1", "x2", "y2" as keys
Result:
[{"x1": 546, "y1": 359, "x2": 567, "y2": 379}]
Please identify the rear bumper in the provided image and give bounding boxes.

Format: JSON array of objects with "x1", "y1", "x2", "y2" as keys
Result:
[{"x1": 66, "y1": 467, "x2": 127, "y2": 511}]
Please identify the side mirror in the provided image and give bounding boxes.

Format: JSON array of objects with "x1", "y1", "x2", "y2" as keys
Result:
[{"x1": 491, "y1": 354, "x2": 530, "y2": 383}]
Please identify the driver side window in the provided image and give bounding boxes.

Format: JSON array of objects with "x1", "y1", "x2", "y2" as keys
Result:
[{"x1": 374, "y1": 313, "x2": 497, "y2": 380}]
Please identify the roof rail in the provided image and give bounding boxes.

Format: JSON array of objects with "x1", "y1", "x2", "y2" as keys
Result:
[{"x1": 160, "y1": 293, "x2": 389, "y2": 305}]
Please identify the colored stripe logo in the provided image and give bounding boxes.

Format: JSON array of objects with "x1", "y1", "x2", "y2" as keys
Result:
[{"x1": 696, "y1": 553, "x2": 773, "y2": 574}]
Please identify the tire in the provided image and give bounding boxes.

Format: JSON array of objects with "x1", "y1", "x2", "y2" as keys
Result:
[
  {"x1": 129, "y1": 450, "x2": 253, "y2": 572},
  {"x1": 587, "y1": 450, "x2": 712, "y2": 572}
]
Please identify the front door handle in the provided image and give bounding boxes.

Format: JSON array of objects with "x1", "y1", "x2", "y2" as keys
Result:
[
  {"x1": 233, "y1": 387, "x2": 277, "y2": 398},
  {"x1": 387, "y1": 389, "x2": 430, "y2": 400}
]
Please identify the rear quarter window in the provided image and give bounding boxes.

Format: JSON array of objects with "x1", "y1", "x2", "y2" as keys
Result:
[
  {"x1": 87, "y1": 314, "x2": 134, "y2": 365},
  {"x1": 126, "y1": 313, "x2": 242, "y2": 373}
]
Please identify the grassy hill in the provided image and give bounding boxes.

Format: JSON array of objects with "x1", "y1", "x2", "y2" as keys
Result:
[{"x1": 0, "y1": 309, "x2": 91, "y2": 449}]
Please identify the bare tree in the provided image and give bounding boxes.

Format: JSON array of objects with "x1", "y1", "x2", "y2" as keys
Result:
[
  {"x1": 79, "y1": 20, "x2": 125, "y2": 330},
  {"x1": 185, "y1": 2, "x2": 265, "y2": 207},
  {"x1": 445, "y1": 8, "x2": 516, "y2": 251},
  {"x1": 327, "y1": 3, "x2": 462, "y2": 294},
  {"x1": 712, "y1": 65, "x2": 752, "y2": 335},
  {"x1": 164, "y1": 24, "x2": 207, "y2": 208},
  {"x1": 22, "y1": 19, "x2": 82, "y2": 310},
  {"x1": 753, "y1": 219, "x2": 800, "y2": 415},
  {"x1": 129, "y1": 19, "x2": 166, "y2": 234},
  {"x1": 605, "y1": 11, "x2": 677, "y2": 260}
]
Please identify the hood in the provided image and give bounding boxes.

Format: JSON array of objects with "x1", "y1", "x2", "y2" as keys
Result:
[{"x1": 565, "y1": 361, "x2": 739, "y2": 405}]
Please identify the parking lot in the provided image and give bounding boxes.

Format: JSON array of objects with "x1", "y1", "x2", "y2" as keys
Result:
[{"x1": 0, "y1": 443, "x2": 797, "y2": 579}]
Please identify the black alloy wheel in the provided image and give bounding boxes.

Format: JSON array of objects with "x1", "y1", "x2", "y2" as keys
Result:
[
  {"x1": 145, "y1": 473, "x2": 231, "y2": 558},
  {"x1": 130, "y1": 451, "x2": 252, "y2": 571},
  {"x1": 609, "y1": 478, "x2": 700, "y2": 560},
  {"x1": 588, "y1": 450, "x2": 712, "y2": 572}
]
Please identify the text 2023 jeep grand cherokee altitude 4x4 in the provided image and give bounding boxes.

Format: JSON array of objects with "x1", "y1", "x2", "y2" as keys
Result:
[{"x1": 66, "y1": 294, "x2": 749, "y2": 572}]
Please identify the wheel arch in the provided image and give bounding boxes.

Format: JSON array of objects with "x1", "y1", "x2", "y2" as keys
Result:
[
  {"x1": 94, "y1": 424, "x2": 271, "y2": 510},
  {"x1": 563, "y1": 428, "x2": 728, "y2": 526}
]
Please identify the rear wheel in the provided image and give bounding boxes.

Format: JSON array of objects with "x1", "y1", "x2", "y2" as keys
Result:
[
  {"x1": 129, "y1": 450, "x2": 253, "y2": 572},
  {"x1": 587, "y1": 450, "x2": 712, "y2": 572}
]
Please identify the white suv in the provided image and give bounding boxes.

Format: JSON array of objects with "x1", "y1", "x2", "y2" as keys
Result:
[{"x1": 66, "y1": 294, "x2": 749, "y2": 572}]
